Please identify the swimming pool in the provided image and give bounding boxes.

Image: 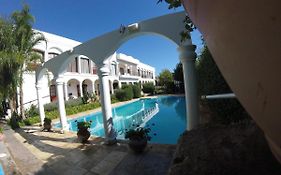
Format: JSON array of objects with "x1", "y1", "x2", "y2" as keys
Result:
[{"x1": 55, "y1": 96, "x2": 187, "y2": 144}]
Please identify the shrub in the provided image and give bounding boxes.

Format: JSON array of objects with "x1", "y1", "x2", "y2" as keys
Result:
[
  {"x1": 111, "y1": 95, "x2": 119, "y2": 104},
  {"x1": 0, "y1": 127, "x2": 3, "y2": 134},
  {"x1": 123, "y1": 86, "x2": 133, "y2": 100},
  {"x1": 25, "y1": 104, "x2": 39, "y2": 118},
  {"x1": 132, "y1": 84, "x2": 141, "y2": 98},
  {"x1": 115, "y1": 89, "x2": 127, "y2": 101},
  {"x1": 197, "y1": 46, "x2": 249, "y2": 124},
  {"x1": 10, "y1": 112, "x2": 20, "y2": 129},
  {"x1": 115, "y1": 85, "x2": 134, "y2": 101},
  {"x1": 142, "y1": 82, "x2": 155, "y2": 95},
  {"x1": 65, "y1": 98, "x2": 83, "y2": 108},
  {"x1": 23, "y1": 116, "x2": 40, "y2": 126},
  {"x1": 82, "y1": 92, "x2": 90, "y2": 104},
  {"x1": 44, "y1": 102, "x2": 57, "y2": 112}
]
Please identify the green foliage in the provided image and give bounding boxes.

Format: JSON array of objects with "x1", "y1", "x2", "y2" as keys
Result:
[
  {"x1": 142, "y1": 82, "x2": 155, "y2": 95},
  {"x1": 197, "y1": 46, "x2": 249, "y2": 124},
  {"x1": 115, "y1": 89, "x2": 127, "y2": 101},
  {"x1": 157, "y1": 0, "x2": 182, "y2": 9},
  {"x1": 158, "y1": 69, "x2": 175, "y2": 93},
  {"x1": 82, "y1": 92, "x2": 90, "y2": 104},
  {"x1": 25, "y1": 104, "x2": 39, "y2": 118},
  {"x1": 132, "y1": 84, "x2": 141, "y2": 98},
  {"x1": 115, "y1": 85, "x2": 134, "y2": 101},
  {"x1": 10, "y1": 112, "x2": 20, "y2": 129},
  {"x1": 43, "y1": 117, "x2": 52, "y2": 125},
  {"x1": 23, "y1": 115, "x2": 40, "y2": 126},
  {"x1": 77, "y1": 121, "x2": 92, "y2": 130},
  {"x1": 21, "y1": 102, "x2": 101, "y2": 126},
  {"x1": 111, "y1": 95, "x2": 119, "y2": 104},
  {"x1": 44, "y1": 102, "x2": 57, "y2": 112},
  {"x1": 159, "y1": 69, "x2": 173, "y2": 86},
  {"x1": 125, "y1": 127, "x2": 151, "y2": 141},
  {"x1": 0, "y1": 127, "x2": 3, "y2": 133},
  {"x1": 66, "y1": 98, "x2": 83, "y2": 107}
]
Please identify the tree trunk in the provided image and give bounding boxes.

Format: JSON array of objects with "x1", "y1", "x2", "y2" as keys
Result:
[{"x1": 19, "y1": 83, "x2": 25, "y2": 119}]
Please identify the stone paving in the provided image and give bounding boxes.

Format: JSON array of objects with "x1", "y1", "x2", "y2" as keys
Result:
[{"x1": 2, "y1": 125, "x2": 175, "y2": 175}]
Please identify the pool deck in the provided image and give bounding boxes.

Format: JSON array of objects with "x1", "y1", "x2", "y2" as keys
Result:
[{"x1": 1, "y1": 125, "x2": 175, "y2": 175}]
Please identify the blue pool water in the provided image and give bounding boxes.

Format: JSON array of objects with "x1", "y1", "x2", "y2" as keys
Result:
[{"x1": 55, "y1": 96, "x2": 186, "y2": 144}]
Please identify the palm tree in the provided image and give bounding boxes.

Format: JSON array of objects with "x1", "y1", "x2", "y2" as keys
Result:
[
  {"x1": 0, "y1": 19, "x2": 23, "y2": 112},
  {"x1": 11, "y1": 4, "x2": 46, "y2": 118}
]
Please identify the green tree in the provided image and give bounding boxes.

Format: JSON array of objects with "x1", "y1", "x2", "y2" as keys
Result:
[
  {"x1": 142, "y1": 82, "x2": 155, "y2": 95},
  {"x1": 0, "y1": 18, "x2": 23, "y2": 112},
  {"x1": 197, "y1": 46, "x2": 249, "y2": 124},
  {"x1": 158, "y1": 69, "x2": 174, "y2": 93},
  {"x1": 173, "y1": 62, "x2": 184, "y2": 93},
  {"x1": 11, "y1": 4, "x2": 46, "y2": 118}
]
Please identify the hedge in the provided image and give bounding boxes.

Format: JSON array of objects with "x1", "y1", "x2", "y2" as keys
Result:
[{"x1": 22, "y1": 102, "x2": 101, "y2": 126}]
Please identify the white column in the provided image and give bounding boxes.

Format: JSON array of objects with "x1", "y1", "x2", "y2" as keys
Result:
[
  {"x1": 116, "y1": 62, "x2": 119, "y2": 76},
  {"x1": 79, "y1": 81, "x2": 83, "y2": 97},
  {"x1": 125, "y1": 64, "x2": 128, "y2": 75},
  {"x1": 110, "y1": 80, "x2": 114, "y2": 94},
  {"x1": 36, "y1": 83, "x2": 45, "y2": 126},
  {"x1": 97, "y1": 63, "x2": 117, "y2": 144},
  {"x1": 56, "y1": 77, "x2": 69, "y2": 132},
  {"x1": 118, "y1": 81, "x2": 122, "y2": 89},
  {"x1": 178, "y1": 44, "x2": 199, "y2": 130},
  {"x1": 64, "y1": 82, "x2": 68, "y2": 100},
  {"x1": 77, "y1": 56, "x2": 81, "y2": 74},
  {"x1": 92, "y1": 81, "x2": 95, "y2": 95}
]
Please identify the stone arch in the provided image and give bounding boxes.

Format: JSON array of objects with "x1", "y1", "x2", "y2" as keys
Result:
[
  {"x1": 35, "y1": 12, "x2": 198, "y2": 142},
  {"x1": 67, "y1": 78, "x2": 81, "y2": 98},
  {"x1": 94, "y1": 79, "x2": 100, "y2": 95},
  {"x1": 82, "y1": 79, "x2": 94, "y2": 95}
]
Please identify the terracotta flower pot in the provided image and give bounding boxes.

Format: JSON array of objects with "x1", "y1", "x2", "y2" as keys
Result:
[
  {"x1": 77, "y1": 128, "x2": 90, "y2": 143},
  {"x1": 128, "y1": 138, "x2": 148, "y2": 153},
  {"x1": 43, "y1": 123, "x2": 52, "y2": 132},
  {"x1": 182, "y1": 0, "x2": 281, "y2": 163}
]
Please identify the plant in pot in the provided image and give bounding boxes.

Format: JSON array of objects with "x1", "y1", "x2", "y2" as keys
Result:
[
  {"x1": 125, "y1": 126, "x2": 152, "y2": 153},
  {"x1": 76, "y1": 120, "x2": 92, "y2": 143},
  {"x1": 43, "y1": 117, "x2": 52, "y2": 132}
]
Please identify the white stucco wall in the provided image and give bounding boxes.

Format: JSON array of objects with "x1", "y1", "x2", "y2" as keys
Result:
[{"x1": 22, "y1": 30, "x2": 156, "y2": 109}]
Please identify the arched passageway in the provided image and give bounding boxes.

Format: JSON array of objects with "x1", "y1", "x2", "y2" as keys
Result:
[
  {"x1": 67, "y1": 79, "x2": 81, "y2": 99},
  {"x1": 36, "y1": 12, "x2": 197, "y2": 144},
  {"x1": 82, "y1": 79, "x2": 94, "y2": 95}
]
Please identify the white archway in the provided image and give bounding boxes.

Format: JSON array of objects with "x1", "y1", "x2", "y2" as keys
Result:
[{"x1": 36, "y1": 12, "x2": 197, "y2": 143}]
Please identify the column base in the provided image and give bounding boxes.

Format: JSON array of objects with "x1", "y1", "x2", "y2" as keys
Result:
[{"x1": 104, "y1": 138, "x2": 117, "y2": 145}]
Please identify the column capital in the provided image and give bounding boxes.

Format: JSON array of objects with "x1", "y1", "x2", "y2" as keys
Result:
[
  {"x1": 178, "y1": 44, "x2": 197, "y2": 62},
  {"x1": 97, "y1": 64, "x2": 110, "y2": 77},
  {"x1": 55, "y1": 76, "x2": 65, "y2": 85}
]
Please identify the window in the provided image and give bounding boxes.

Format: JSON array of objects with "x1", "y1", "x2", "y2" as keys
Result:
[
  {"x1": 120, "y1": 68, "x2": 125, "y2": 75},
  {"x1": 81, "y1": 58, "x2": 90, "y2": 73},
  {"x1": 50, "y1": 85, "x2": 56, "y2": 102},
  {"x1": 127, "y1": 68, "x2": 131, "y2": 75},
  {"x1": 67, "y1": 57, "x2": 78, "y2": 72}
]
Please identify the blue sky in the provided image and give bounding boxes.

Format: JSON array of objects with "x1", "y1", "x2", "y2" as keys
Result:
[{"x1": 0, "y1": 0, "x2": 202, "y2": 75}]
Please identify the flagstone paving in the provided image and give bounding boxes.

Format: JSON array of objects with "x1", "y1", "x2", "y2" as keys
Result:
[{"x1": 2, "y1": 125, "x2": 175, "y2": 175}]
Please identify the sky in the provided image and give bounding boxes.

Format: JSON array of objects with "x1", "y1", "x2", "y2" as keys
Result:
[{"x1": 0, "y1": 0, "x2": 202, "y2": 75}]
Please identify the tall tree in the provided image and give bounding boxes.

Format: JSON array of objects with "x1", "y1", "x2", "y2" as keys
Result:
[
  {"x1": 11, "y1": 5, "x2": 46, "y2": 118},
  {"x1": 159, "y1": 69, "x2": 174, "y2": 93},
  {"x1": 0, "y1": 19, "x2": 23, "y2": 112}
]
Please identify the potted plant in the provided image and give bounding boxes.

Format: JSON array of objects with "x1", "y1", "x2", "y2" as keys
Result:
[
  {"x1": 43, "y1": 117, "x2": 52, "y2": 131},
  {"x1": 125, "y1": 126, "x2": 152, "y2": 153},
  {"x1": 76, "y1": 120, "x2": 92, "y2": 143}
]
